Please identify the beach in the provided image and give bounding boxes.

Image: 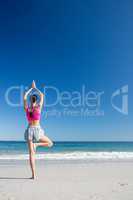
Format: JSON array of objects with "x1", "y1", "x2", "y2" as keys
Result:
[{"x1": 0, "y1": 160, "x2": 133, "y2": 200}]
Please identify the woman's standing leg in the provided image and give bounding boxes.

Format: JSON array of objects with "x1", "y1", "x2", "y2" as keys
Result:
[{"x1": 28, "y1": 140, "x2": 36, "y2": 179}]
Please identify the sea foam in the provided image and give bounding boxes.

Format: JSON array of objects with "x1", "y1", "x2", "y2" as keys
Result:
[{"x1": 0, "y1": 151, "x2": 133, "y2": 160}]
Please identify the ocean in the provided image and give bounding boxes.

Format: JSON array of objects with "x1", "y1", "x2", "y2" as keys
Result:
[{"x1": 0, "y1": 141, "x2": 133, "y2": 161}]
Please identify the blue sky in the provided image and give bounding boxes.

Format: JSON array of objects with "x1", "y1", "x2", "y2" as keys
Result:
[{"x1": 0, "y1": 0, "x2": 132, "y2": 141}]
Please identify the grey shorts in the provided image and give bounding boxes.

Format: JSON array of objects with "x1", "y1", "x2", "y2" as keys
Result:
[{"x1": 24, "y1": 125, "x2": 45, "y2": 142}]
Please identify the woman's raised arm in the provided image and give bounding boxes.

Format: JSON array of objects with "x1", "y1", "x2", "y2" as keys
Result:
[
  {"x1": 23, "y1": 86, "x2": 33, "y2": 111},
  {"x1": 34, "y1": 82, "x2": 44, "y2": 109}
]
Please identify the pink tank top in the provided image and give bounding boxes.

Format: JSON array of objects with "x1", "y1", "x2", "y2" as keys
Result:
[{"x1": 26, "y1": 105, "x2": 41, "y2": 123}]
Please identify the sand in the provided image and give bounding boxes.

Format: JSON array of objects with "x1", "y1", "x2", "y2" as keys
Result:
[{"x1": 0, "y1": 160, "x2": 133, "y2": 200}]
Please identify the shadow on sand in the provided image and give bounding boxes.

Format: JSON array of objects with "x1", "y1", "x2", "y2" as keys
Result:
[{"x1": 0, "y1": 177, "x2": 31, "y2": 180}]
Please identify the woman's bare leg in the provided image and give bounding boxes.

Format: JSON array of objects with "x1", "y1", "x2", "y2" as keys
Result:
[
  {"x1": 34, "y1": 135, "x2": 53, "y2": 149},
  {"x1": 28, "y1": 140, "x2": 36, "y2": 179}
]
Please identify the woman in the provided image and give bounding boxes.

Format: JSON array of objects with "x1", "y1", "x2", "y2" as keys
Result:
[{"x1": 24, "y1": 81, "x2": 53, "y2": 179}]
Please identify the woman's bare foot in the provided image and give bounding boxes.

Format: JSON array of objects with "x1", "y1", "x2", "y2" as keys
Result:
[
  {"x1": 48, "y1": 141, "x2": 53, "y2": 147},
  {"x1": 30, "y1": 175, "x2": 36, "y2": 180},
  {"x1": 30, "y1": 172, "x2": 36, "y2": 179}
]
